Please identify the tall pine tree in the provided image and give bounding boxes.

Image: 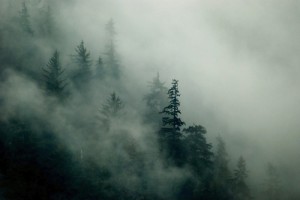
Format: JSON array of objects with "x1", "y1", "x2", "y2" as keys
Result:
[
  {"x1": 232, "y1": 156, "x2": 251, "y2": 200},
  {"x1": 104, "y1": 19, "x2": 120, "y2": 79},
  {"x1": 161, "y1": 79, "x2": 185, "y2": 131},
  {"x1": 72, "y1": 40, "x2": 92, "y2": 89},
  {"x1": 19, "y1": 2, "x2": 33, "y2": 35},
  {"x1": 212, "y1": 136, "x2": 233, "y2": 200},
  {"x1": 183, "y1": 125, "x2": 214, "y2": 199},
  {"x1": 183, "y1": 125, "x2": 213, "y2": 175},
  {"x1": 43, "y1": 50, "x2": 66, "y2": 98},
  {"x1": 160, "y1": 79, "x2": 185, "y2": 166},
  {"x1": 144, "y1": 73, "x2": 168, "y2": 126}
]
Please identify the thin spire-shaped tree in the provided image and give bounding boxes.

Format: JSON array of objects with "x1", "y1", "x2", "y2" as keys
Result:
[
  {"x1": 161, "y1": 79, "x2": 185, "y2": 131},
  {"x1": 232, "y1": 156, "x2": 251, "y2": 200},
  {"x1": 43, "y1": 50, "x2": 66, "y2": 98},
  {"x1": 19, "y1": 2, "x2": 33, "y2": 35},
  {"x1": 104, "y1": 19, "x2": 120, "y2": 79},
  {"x1": 72, "y1": 40, "x2": 92, "y2": 88},
  {"x1": 144, "y1": 73, "x2": 168, "y2": 125},
  {"x1": 159, "y1": 79, "x2": 185, "y2": 166}
]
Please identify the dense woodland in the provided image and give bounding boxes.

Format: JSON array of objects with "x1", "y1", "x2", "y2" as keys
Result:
[{"x1": 0, "y1": 1, "x2": 288, "y2": 200}]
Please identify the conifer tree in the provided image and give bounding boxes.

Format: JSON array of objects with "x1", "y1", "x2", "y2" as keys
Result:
[
  {"x1": 43, "y1": 50, "x2": 66, "y2": 97},
  {"x1": 232, "y1": 156, "x2": 251, "y2": 200},
  {"x1": 213, "y1": 136, "x2": 233, "y2": 200},
  {"x1": 99, "y1": 92, "x2": 124, "y2": 130},
  {"x1": 74, "y1": 40, "x2": 92, "y2": 70},
  {"x1": 101, "y1": 92, "x2": 123, "y2": 118},
  {"x1": 183, "y1": 125, "x2": 213, "y2": 174},
  {"x1": 144, "y1": 73, "x2": 168, "y2": 125},
  {"x1": 104, "y1": 19, "x2": 120, "y2": 79},
  {"x1": 19, "y1": 2, "x2": 34, "y2": 35},
  {"x1": 183, "y1": 125, "x2": 214, "y2": 198},
  {"x1": 160, "y1": 79, "x2": 185, "y2": 166},
  {"x1": 72, "y1": 40, "x2": 92, "y2": 88},
  {"x1": 161, "y1": 79, "x2": 185, "y2": 131}
]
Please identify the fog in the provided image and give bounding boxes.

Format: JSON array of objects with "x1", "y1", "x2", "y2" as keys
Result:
[
  {"x1": 0, "y1": 0, "x2": 299, "y2": 199},
  {"x1": 61, "y1": 0, "x2": 300, "y2": 170}
]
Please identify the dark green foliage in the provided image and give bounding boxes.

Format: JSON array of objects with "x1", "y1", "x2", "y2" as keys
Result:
[
  {"x1": 159, "y1": 79, "x2": 185, "y2": 166},
  {"x1": 183, "y1": 125, "x2": 214, "y2": 199},
  {"x1": 0, "y1": 117, "x2": 118, "y2": 200},
  {"x1": 105, "y1": 19, "x2": 120, "y2": 79},
  {"x1": 19, "y1": 2, "x2": 34, "y2": 35},
  {"x1": 43, "y1": 50, "x2": 66, "y2": 98},
  {"x1": 161, "y1": 79, "x2": 185, "y2": 131},
  {"x1": 183, "y1": 125, "x2": 213, "y2": 174},
  {"x1": 0, "y1": 119, "x2": 74, "y2": 199},
  {"x1": 232, "y1": 156, "x2": 251, "y2": 200}
]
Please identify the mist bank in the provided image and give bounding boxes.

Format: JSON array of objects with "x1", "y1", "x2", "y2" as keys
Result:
[{"x1": 0, "y1": 0, "x2": 299, "y2": 199}]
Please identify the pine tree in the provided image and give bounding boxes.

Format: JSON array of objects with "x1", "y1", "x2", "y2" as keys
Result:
[
  {"x1": 19, "y1": 2, "x2": 34, "y2": 35},
  {"x1": 183, "y1": 125, "x2": 213, "y2": 199},
  {"x1": 232, "y1": 156, "x2": 251, "y2": 200},
  {"x1": 104, "y1": 19, "x2": 120, "y2": 79},
  {"x1": 144, "y1": 73, "x2": 168, "y2": 125},
  {"x1": 43, "y1": 50, "x2": 66, "y2": 97},
  {"x1": 183, "y1": 125, "x2": 213, "y2": 174},
  {"x1": 212, "y1": 136, "x2": 233, "y2": 200},
  {"x1": 72, "y1": 40, "x2": 92, "y2": 88},
  {"x1": 99, "y1": 92, "x2": 124, "y2": 130},
  {"x1": 161, "y1": 79, "x2": 185, "y2": 131},
  {"x1": 159, "y1": 79, "x2": 185, "y2": 166},
  {"x1": 74, "y1": 40, "x2": 92, "y2": 70},
  {"x1": 263, "y1": 163, "x2": 281, "y2": 200}
]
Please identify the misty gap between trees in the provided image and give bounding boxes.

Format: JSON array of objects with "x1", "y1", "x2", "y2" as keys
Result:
[{"x1": 0, "y1": 0, "x2": 296, "y2": 199}]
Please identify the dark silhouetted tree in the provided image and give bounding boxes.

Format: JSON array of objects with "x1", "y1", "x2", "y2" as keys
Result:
[
  {"x1": 104, "y1": 19, "x2": 120, "y2": 79},
  {"x1": 183, "y1": 125, "x2": 213, "y2": 174},
  {"x1": 43, "y1": 50, "x2": 66, "y2": 98},
  {"x1": 19, "y1": 2, "x2": 34, "y2": 35},
  {"x1": 161, "y1": 79, "x2": 185, "y2": 131},
  {"x1": 183, "y1": 125, "x2": 213, "y2": 199},
  {"x1": 212, "y1": 136, "x2": 233, "y2": 200},
  {"x1": 159, "y1": 79, "x2": 185, "y2": 166},
  {"x1": 232, "y1": 156, "x2": 251, "y2": 200}
]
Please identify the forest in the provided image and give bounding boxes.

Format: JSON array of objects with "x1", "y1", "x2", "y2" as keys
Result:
[{"x1": 0, "y1": 0, "x2": 299, "y2": 199}]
